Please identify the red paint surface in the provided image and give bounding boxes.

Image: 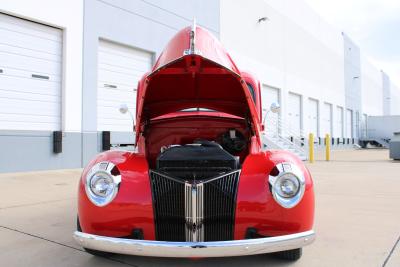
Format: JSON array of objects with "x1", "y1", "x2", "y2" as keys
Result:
[
  {"x1": 235, "y1": 150, "x2": 314, "y2": 239},
  {"x1": 78, "y1": 151, "x2": 155, "y2": 239}
]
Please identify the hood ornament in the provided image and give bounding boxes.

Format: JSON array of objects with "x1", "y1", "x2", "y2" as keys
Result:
[{"x1": 184, "y1": 18, "x2": 202, "y2": 56}]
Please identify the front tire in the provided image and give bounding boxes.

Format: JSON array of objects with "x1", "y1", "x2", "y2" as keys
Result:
[
  {"x1": 274, "y1": 248, "x2": 302, "y2": 261},
  {"x1": 77, "y1": 216, "x2": 112, "y2": 257}
]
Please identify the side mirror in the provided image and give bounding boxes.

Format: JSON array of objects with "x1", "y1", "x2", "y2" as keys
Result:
[
  {"x1": 118, "y1": 103, "x2": 135, "y2": 131},
  {"x1": 119, "y1": 103, "x2": 129, "y2": 114},
  {"x1": 262, "y1": 102, "x2": 280, "y2": 127},
  {"x1": 270, "y1": 102, "x2": 280, "y2": 113}
]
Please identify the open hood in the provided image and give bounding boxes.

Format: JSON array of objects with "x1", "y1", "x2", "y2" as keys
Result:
[{"x1": 136, "y1": 24, "x2": 260, "y2": 132}]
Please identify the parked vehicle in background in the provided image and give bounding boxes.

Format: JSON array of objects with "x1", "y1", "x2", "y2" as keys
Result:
[{"x1": 359, "y1": 115, "x2": 400, "y2": 148}]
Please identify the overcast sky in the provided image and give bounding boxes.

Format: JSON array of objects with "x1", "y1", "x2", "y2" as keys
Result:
[{"x1": 304, "y1": 0, "x2": 400, "y2": 87}]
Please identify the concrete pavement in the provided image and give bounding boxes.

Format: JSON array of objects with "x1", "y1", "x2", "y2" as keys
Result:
[{"x1": 0, "y1": 149, "x2": 399, "y2": 266}]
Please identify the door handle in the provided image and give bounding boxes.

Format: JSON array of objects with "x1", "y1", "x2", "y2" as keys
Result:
[
  {"x1": 104, "y1": 84, "x2": 117, "y2": 89},
  {"x1": 32, "y1": 74, "x2": 49, "y2": 80}
]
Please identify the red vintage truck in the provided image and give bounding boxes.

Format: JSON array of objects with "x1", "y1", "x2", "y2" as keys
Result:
[{"x1": 74, "y1": 23, "x2": 315, "y2": 261}]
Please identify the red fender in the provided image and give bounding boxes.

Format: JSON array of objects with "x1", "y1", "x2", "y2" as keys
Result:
[
  {"x1": 78, "y1": 151, "x2": 155, "y2": 239},
  {"x1": 235, "y1": 150, "x2": 314, "y2": 239}
]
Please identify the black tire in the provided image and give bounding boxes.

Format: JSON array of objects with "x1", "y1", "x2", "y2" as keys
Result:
[
  {"x1": 274, "y1": 248, "x2": 302, "y2": 261},
  {"x1": 77, "y1": 216, "x2": 112, "y2": 257}
]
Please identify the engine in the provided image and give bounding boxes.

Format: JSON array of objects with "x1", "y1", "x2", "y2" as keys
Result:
[{"x1": 156, "y1": 140, "x2": 240, "y2": 180}]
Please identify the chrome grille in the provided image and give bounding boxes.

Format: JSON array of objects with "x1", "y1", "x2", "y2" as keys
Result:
[
  {"x1": 150, "y1": 170, "x2": 241, "y2": 242},
  {"x1": 149, "y1": 171, "x2": 186, "y2": 241}
]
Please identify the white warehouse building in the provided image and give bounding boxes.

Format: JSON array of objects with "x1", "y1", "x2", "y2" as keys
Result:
[{"x1": 0, "y1": 0, "x2": 399, "y2": 172}]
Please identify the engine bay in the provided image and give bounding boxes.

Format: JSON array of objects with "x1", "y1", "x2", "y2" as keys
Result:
[{"x1": 144, "y1": 116, "x2": 250, "y2": 179}]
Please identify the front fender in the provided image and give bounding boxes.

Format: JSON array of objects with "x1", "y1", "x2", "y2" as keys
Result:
[
  {"x1": 78, "y1": 150, "x2": 314, "y2": 241},
  {"x1": 234, "y1": 150, "x2": 314, "y2": 239},
  {"x1": 77, "y1": 151, "x2": 155, "y2": 240}
]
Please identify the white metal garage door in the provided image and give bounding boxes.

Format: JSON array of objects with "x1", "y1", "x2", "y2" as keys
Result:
[
  {"x1": 321, "y1": 102, "x2": 332, "y2": 136},
  {"x1": 261, "y1": 85, "x2": 280, "y2": 135},
  {"x1": 97, "y1": 40, "x2": 152, "y2": 132},
  {"x1": 307, "y1": 98, "x2": 318, "y2": 137},
  {"x1": 0, "y1": 13, "x2": 62, "y2": 130},
  {"x1": 288, "y1": 92, "x2": 301, "y2": 137},
  {"x1": 346, "y1": 109, "x2": 353, "y2": 138},
  {"x1": 335, "y1": 106, "x2": 344, "y2": 138}
]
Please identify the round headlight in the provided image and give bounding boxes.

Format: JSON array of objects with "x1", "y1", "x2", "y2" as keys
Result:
[
  {"x1": 269, "y1": 162, "x2": 305, "y2": 208},
  {"x1": 274, "y1": 173, "x2": 300, "y2": 198},
  {"x1": 89, "y1": 172, "x2": 115, "y2": 197},
  {"x1": 85, "y1": 162, "x2": 121, "y2": 207}
]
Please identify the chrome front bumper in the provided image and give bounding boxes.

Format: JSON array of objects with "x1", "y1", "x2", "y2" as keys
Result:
[{"x1": 73, "y1": 230, "x2": 315, "y2": 258}]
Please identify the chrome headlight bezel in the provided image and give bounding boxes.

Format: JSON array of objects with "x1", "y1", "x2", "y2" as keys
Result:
[
  {"x1": 85, "y1": 162, "x2": 121, "y2": 207},
  {"x1": 269, "y1": 162, "x2": 306, "y2": 209}
]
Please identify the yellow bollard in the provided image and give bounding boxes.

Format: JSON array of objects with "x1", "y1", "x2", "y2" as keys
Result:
[
  {"x1": 308, "y1": 133, "x2": 314, "y2": 163},
  {"x1": 325, "y1": 134, "x2": 330, "y2": 161}
]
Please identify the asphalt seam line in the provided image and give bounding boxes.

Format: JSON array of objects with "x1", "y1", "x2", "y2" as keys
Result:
[
  {"x1": 383, "y1": 234, "x2": 400, "y2": 267},
  {"x1": 0, "y1": 198, "x2": 76, "y2": 210},
  {"x1": 0, "y1": 225, "x2": 139, "y2": 267}
]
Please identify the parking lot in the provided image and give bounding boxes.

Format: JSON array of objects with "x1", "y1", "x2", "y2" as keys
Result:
[{"x1": 0, "y1": 149, "x2": 399, "y2": 267}]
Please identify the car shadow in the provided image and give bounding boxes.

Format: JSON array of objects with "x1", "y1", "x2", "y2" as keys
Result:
[{"x1": 107, "y1": 253, "x2": 297, "y2": 267}]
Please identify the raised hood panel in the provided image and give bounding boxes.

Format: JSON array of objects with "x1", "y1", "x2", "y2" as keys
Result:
[
  {"x1": 142, "y1": 56, "x2": 251, "y2": 118},
  {"x1": 136, "y1": 25, "x2": 260, "y2": 133}
]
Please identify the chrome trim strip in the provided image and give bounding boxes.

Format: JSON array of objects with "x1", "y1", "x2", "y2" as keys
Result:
[
  {"x1": 198, "y1": 183, "x2": 204, "y2": 241},
  {"x1": 73, "y1": 230, "x2": 315, "y2": 258},
  {"x1": 185, "y1": 183, "x2": 204, "y2": 241},
  {"x1": 185, "y1": 183, "x2": 191, "y2": 241}
]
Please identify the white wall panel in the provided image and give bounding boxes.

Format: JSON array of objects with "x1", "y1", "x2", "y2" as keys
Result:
[
  {"x1": 346, "y1": 109, "x2": 353, "y2": 138},
  {"x1": 261, "y1": 85, "x2": 280, "y2": 135},
  {"x1": 220, "y1": 0, "x2": 346, "y2": 138},
  {"x1": 361, "y1": 56, "x2": 383, "y2": 116},
  {"x1": 0, "y1": 13, "x2": 62, "y2": 131},
  {"x1": 335, "y1": 106, "x2": 344, "y2": 138},
  {"x1": 97, "y1": 40, "x2": 152, "y2": 132},
  {"x1": 287, "y1": 92, "x2": 302, "y2": 136},
  {"x1": 321, "y1": 102, "x2": 332, "y2": 136},
  {"x1": 307, "y1": 98, "x2": 318, "y2": 137}
]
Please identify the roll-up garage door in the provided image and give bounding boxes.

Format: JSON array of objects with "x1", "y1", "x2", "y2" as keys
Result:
[
  {"x1": 0, "y1": 13, "x2": 62, "y2": 130},
  {"x1": 346, "y1": 109, "x2": 353, "y2": 138},
  {"x1": 97, "y1": 40, "x2": 152, "y2": 132},
  {"x1": 336, "y1": 106, "x2": 344, "y2": 138},
  {"x1": 322, "y1": 102, "x2": 332, "y2": 136},
  {"x1": 261, "y1": 85, "x2": 280, "y2": 135},
  {"x1": 288, "y1": 92, "x2": 301, "y2": 137},
  {"x1": 307, "y1": 98, "x2": 318, "y2": 137}
]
